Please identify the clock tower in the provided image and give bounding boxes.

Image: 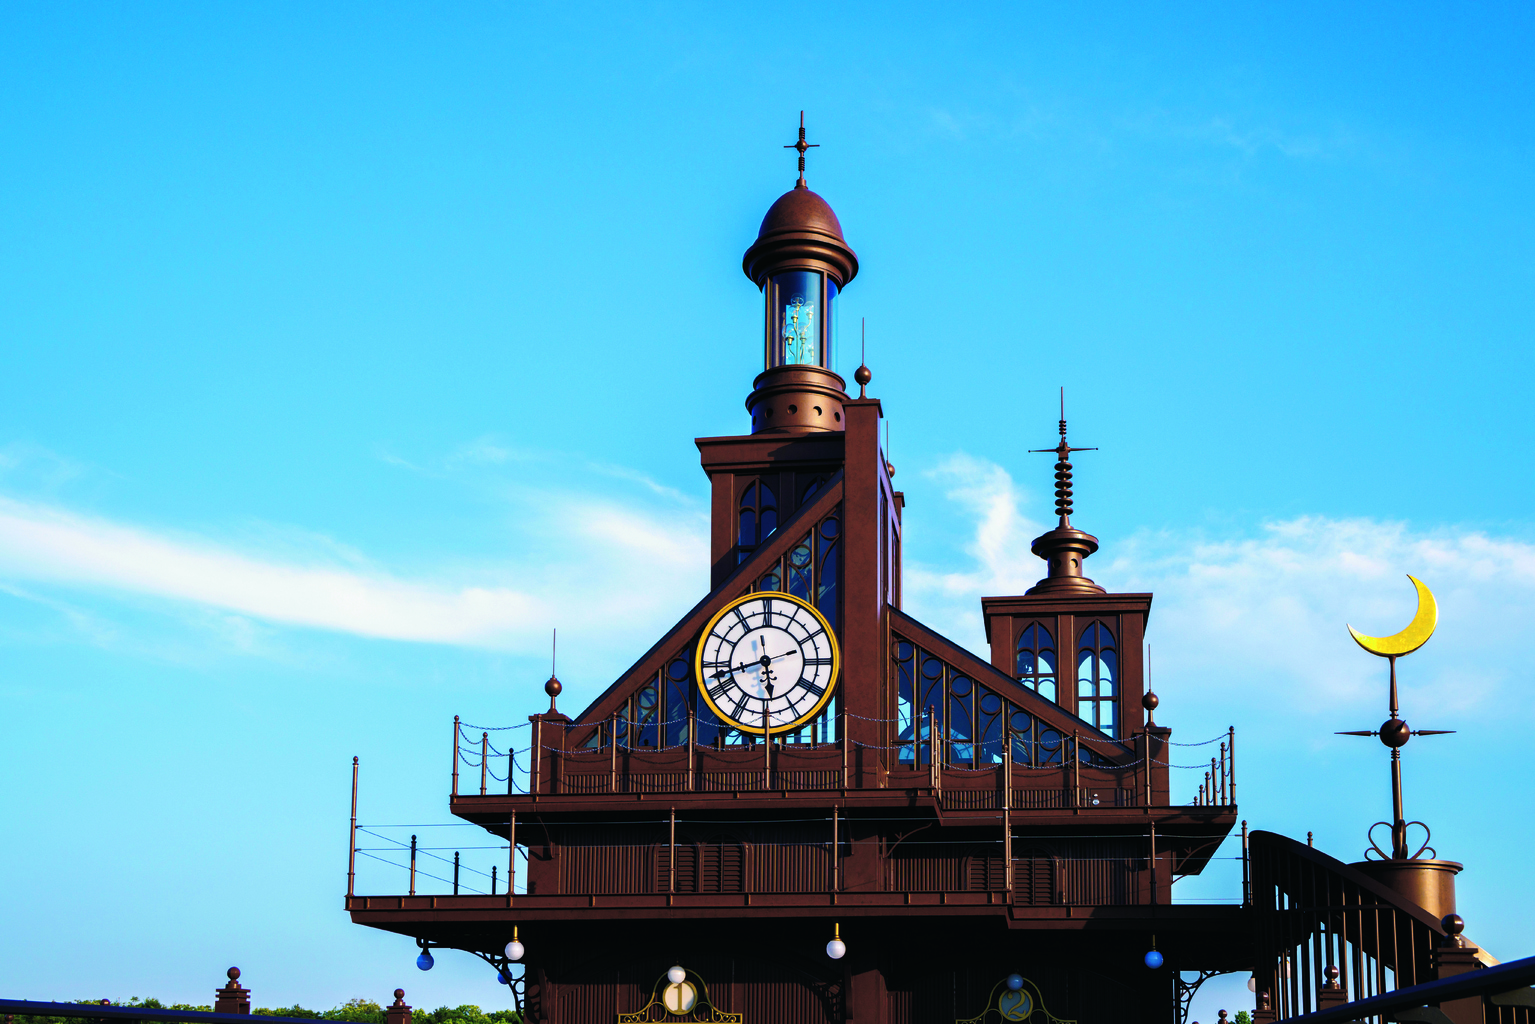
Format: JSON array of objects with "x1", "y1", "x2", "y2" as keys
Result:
[{"x1": 347, "y1": 122, "x2": 1247, "y2": 1024}]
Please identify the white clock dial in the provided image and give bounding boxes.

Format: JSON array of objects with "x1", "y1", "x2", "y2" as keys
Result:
[{"x1": 695, "y1": 592, "x2": 839, "y2": 734}]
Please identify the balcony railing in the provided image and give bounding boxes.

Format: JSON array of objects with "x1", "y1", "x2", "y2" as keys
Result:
[{"x1": 448, "y1": 714, "x2": 1237, "y2": 809}]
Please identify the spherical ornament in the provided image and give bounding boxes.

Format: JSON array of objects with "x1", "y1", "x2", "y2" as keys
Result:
[
  {"x1": 416, "y1": 951, "x2": 434, "y2": 971},
  {"x1": 227, "y1": 968, "x2": 241, "y2": 982},
  {"x1": 1442, "y1": 913, "x2": 1464, "y2": 936},
  {"x1": 544, "y1": 675, "x2": 563, "y2": 699},
  {"x1": 1006, "y1": 974, "x2": 1024, "y2": 992},
  {"x1": 854, "y1": 365, "x2": 872, "y2": 387},
  {"x1": 667, "y1": 966, "x2": 687, "y2": 985},
  {"x1": 505, "y1": 939, "x2": 525, "y2": 961},
  {"x1": 826, "y1": 938, "x2": 847, "y2": 960},
  {"x1": 1142, "y1": 692, "x2": 1159, "y2": 713},
  {"x1": 1144, "y1": 950, "x2": 1164, "y2": 969},
  {"x1": 1380, "y1": 718, "x2": 1411, "y2": 748},
  {"x1": 497, "y1": 971, "x2": 511, "y2": 985},
  {"x1": 1247, "y1": 977, "x2": 1257, "y2": 993},
  {"x1": 394, "y1": 991, "x2": 405, "y2": 1002}
]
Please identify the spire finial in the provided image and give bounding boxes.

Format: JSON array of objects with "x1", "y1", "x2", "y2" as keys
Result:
[
  {"x1": 1029, "y1": 387, "x2": 1097, "y2": 526},
  {"x1": 784, "y1": 111, "x2": 819, "y2": 189},
  {"x1": 544, "y1": 627, "x2": 562, "y2": 714},
  {"x1": 854, "y1": 317, "x2": 871, "y2": 398}
]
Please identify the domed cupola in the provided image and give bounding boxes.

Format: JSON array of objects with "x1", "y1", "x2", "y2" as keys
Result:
[{"x1": 740, "y1": 115, "x2": 859, "y2": 434}]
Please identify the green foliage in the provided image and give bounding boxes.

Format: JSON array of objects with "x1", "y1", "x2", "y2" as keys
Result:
[
  {"x1": 1235, "y1": 1011, "x2": 1253, "y2": 1024},
  {"x1": 4, "y1": 998, "x2": 517, "y2": 1024}
]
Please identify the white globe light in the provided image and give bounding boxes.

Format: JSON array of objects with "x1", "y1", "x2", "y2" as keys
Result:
[
  {"x1": 667, "y1": 966, "x2": 687, "y2": 985},
  {"x1": 1247, "y1": 977, "x2": 1257, "y2": 992},
  {"x1": 505, "y1": 940, "x2": 524, "y2": 961},
  {"x1": 826, "y1": 938, "x2": 846, "y2": 960}
]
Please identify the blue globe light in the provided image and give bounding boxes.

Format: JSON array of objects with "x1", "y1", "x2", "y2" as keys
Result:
[
  {"x1": 1144, "y1": 950, "x2": 1164, "y2": 970},
  {"x1": 498, "y1": 970, "x2": 511, "y2": 985},
  {"x1": 1006, "y1": 974, "x2": 1024, "y2": 991},
  {"x1": 416, "y1": 952, "x2": 434, "y2": 971}
]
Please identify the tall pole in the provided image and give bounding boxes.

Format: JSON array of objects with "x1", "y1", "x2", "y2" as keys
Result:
[
  {"x1": 832, "y1": 805, "x2": 840, "y2": 893},
  {"x1": 1388, "y1": 655, "x2": 1408, "y2": 858},
  {"x1": 451, "y1": 716, "x2": 460, "y2": 797},
  {"x1": 1003, "y1": 740, "x2": 1013, "y2": 894},
  {"x1": 508, "y1": 811, "x2": 516, "y2": 906},
  {"x1": 480, "y1": 732, "x2": 489, "y2": 796},
  {"x1": 347, "y1": 756, "x2": 358, "y2": 898},
  {"x1": 409, "y1": 834, "x2": 417, "y2": 896},
  {"x1": 1228, "y1": 725, "x2": 1237, "y2": 806}
]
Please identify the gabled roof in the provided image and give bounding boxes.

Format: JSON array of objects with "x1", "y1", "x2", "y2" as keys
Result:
[
  {"x1": 891, "y1": 607, "x2": 1136, "y2": 765},
  {"x1": 572, "y1": 470, "x2": 846, "y2": 726}
]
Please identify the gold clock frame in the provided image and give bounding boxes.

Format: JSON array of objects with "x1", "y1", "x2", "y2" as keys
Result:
[{"x1": 694, "y1": 590, "x2": 841, "y2": 736}]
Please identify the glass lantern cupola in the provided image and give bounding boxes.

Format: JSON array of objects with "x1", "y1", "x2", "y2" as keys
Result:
[
  {"x1": 767, "y1": 269, "x2": 836, "y2": 369},
  {"x1": 740, "y1": 123, "x2": 859, "y2": 435}
]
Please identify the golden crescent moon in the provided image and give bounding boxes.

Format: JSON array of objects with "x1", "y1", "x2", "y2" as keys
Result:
[{"x1": 1347, "y1": 574, "x2": 1437, "y2": 657}]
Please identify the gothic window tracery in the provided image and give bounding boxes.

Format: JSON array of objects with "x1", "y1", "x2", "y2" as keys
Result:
[
  {"x1": 1015, "y1": 623, "x2": 1058, "y2": 703},
  {"x1": 1077, "y1": 621, "x2": 1118, "y2": 737},
  {"x1": 737, "y1": 481, "x2": 778, "y2": 563}
]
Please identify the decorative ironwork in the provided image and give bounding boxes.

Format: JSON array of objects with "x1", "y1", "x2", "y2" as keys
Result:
[
  {"x1": 956, "y1": 974, "x2": 1075, "y2": 1024},
  {"x1": 1175, "y1": 970, "x2": 1237, "y2": 1024},
  {"x1": 1337, "y1": 575, "x2": 1454, "y2": 861},
  {"x1": 617, "y1": 966, "x2": 742, "y2": 1023}
]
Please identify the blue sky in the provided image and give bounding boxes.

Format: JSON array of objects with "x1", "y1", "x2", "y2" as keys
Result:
[{"x1": 3, "y1": 3, "x2": 1533, "y2": 1019}]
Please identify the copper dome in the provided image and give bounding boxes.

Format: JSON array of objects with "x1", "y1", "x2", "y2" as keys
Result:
[{"x1": 742, "y1": 185, "x2": 859, "y2": 287}]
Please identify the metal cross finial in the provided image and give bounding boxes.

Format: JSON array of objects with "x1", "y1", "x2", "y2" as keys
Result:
[
  {"x1": 784, "y1": 111, "x2": 819, "y2": 188},
  {"x1": 1029, "y1": 387, "x2": 1097, "y2": 524}
]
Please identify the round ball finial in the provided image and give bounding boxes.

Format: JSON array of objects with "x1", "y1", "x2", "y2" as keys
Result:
[
  {"x1": 544, "y1": 675, "x2": 562, "y2": 698},
  {"x1": 1380, "y1": 718, "x2": 1411, "y2": 749},
  {"x1": 854, "y1": 365, "x2": 871, "y2": 386},
  {"x1": 227, "y1": 968, "x2": 241, "y2": 982},
  {"x1": 1006, "y1": 974, "x2": 1024, "y2": 992},
  {"x1": 1324, "y1": 965, "x2": 1339, "y2": 984},
  {"x1": 394, "y1": 990, "x2": 405, "y2": 1002},
  {"x1": 1442, "y1": 913, "x2": 1464, "y2": 936},
  {"x1": 1142, "y1": 692, "x2": 1159, "y2": 712}
]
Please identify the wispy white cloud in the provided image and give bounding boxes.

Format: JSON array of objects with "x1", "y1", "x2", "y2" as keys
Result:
[
  {"x1": 0, "y1": 493, "x2": 708, "y2": 657},
  {"x1": 904, "y1": 454, "x2": 1535, "y2": 723}
]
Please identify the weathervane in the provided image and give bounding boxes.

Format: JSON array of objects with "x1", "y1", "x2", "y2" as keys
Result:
[
  {"x1": 1338, "y1": 575, "x2": 1454, "y2": 860},
  {"x1": 1028, "y1": 387, "x2": 1097, "y2": 525},
  {"x1": 784, "y1": 111, "x2": 819, "y2": 189}
]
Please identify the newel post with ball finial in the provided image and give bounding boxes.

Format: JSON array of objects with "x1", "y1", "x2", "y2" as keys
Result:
[
  {"x1": 213, "y1": 968, "x2": 250, "y2": 1015},
  {"x1": 385, "y1": 990, "x2": 412, "y2": 1024}
]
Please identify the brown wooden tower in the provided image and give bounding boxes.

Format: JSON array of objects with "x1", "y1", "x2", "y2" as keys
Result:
[{"x1": 347, "y1": 125, "x2": 1248, "y2": 1024}]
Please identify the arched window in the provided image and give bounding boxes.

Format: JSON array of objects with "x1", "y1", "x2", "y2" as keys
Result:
[
  {"x1": 738, "y1": 481, "x2": 778, "y2": 563},
  {"x1": 1016, "y1": 623, "x2": 1057, "y2": 703},
  {"x1": 1077, "y1": 621, "x2": 1118, "y2": 737}
]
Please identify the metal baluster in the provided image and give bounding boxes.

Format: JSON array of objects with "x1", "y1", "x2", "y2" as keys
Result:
[
  {"x1": 480, "y1": 732, "x2": 489, "y2": 796},
  {"x1": 451, "y1": 716, "x2": 460, "y2": 797},
  {"x1": 409, "y1": 834, "x2": 417, "y2": 896}
]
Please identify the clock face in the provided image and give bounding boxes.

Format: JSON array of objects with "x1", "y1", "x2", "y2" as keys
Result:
[{"x1": 695, "y1": 592, "x2": 839, "y2": 734}]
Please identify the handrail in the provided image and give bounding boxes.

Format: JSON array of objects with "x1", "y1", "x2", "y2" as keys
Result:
[
  {"x1": 1276, "y1": 953, "x2": 1535, "y2": 1024},
  {"x1": 0, "y1": 1000, "x2": 335, "y2": 1024}
]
